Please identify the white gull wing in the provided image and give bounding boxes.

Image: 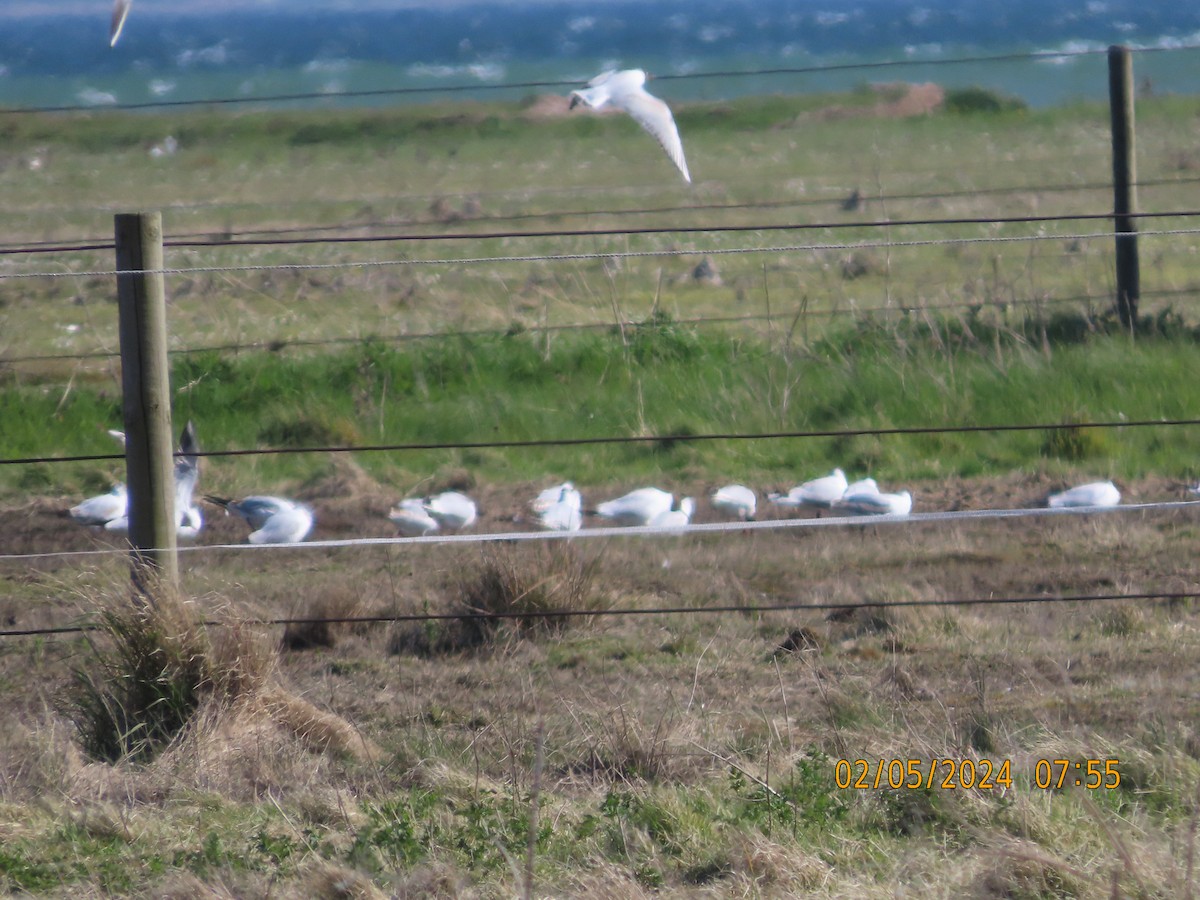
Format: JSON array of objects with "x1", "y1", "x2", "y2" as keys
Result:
[
  {"x1": 843, "y1": 477, "x2": 878, "y2": 497},
  {"x1": 110, "y1": 0, "x2": 132, "y2": 47},
  {"x1": 569, "y1": 70, "x2": 618, "y2": 109},
  {"x1": 537, "y1": 487, "x2": 583, "y2": 532},
  {"x1": 423, "y1": 491, "x2": 477, "y2": 530},
  {"x1": 531, "y1": 481, "x2": 575, "y2": 514},
  {"x1": 571, "y1": 68, "x2": 691, "y2": 183},
  {"x1": 248, "y1": 504, "x2": 314, "y2": 544},
  {"x1": 770, "y1": 469, "x2": 848, "y2": 509},
  {"x1": 389, "y1": 498, "x2": 440, "y2": 536},
  {"x1": 173, "y1": 421, "x2": 201, "y2": 532},
  {"x1": 710, "y1": 484, "x2": 756, "y2": 520},
  {"x1": 177, "y1": 507, "x2": 203, "y2": 541},
  {"x1": 70, "y1": 483, "x2": 128, "y2": 526},
  {"x1": 595, "y1": 486, "x2": 674, "y2": 526},
  {"x1": 616, "y1": 81, "x2": 690, "y2": 182},
  {"x1": 649, "y1": 497, "x2": 695, "y2": 531},
  {"x1": 205, "y1": 495, "x2": 297, "y2": 530},
  {"x1": 836, "y1": 489, "x2": 912, "y2": 517}
]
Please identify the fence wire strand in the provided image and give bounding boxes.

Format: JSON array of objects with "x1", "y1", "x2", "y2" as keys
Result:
[
  {"x1": 2, "y1": 587, "x2": 1195, "y2": 640},
  {"x1": 5, "y1": 499, "x2": 1199, "y2": 565},
  {"x1": 4, "y1": 226, "x2": 1200, "y2": 282},
  {"x1": 4, "y1": 418, "x2": 1200, "y2": 469}
]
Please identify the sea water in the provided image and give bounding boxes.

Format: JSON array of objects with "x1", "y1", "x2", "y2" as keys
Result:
[{"x1": 1, "y1": 0, "x2": 1198, "y2": 112}]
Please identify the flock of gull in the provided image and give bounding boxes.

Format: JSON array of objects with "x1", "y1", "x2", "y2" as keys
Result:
[
  {"x1": 69, "y1": 424, "x2": 1143, "y2": 546},
  {"x1": 89, "y1": 7, "x2": 1186, "y2": 544}
]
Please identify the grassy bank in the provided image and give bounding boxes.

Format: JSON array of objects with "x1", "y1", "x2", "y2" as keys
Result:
[{"x1": 3, "y1": 312, "x2": 1199, "y2": 503}]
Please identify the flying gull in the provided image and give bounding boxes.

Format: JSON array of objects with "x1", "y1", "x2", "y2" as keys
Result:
[{"x1": 569, "y1": 68, "x2": 692, "y2": 183}]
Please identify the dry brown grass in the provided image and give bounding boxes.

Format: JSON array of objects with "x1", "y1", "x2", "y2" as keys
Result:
[
  {"x1": 389, "y1": 542, "x2": 608, "y2": 656},
  {"x1": 1, "y1": 476, "x2": 1198, "y2": 896}
]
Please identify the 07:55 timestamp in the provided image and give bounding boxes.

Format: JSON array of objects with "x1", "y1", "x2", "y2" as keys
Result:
[
  {"x1": 1034, "y1": 757, "x2": 1121, "y2": 790},
  {"x1": 834, "y1": 757, "x2": 1122, "y2": 791}
]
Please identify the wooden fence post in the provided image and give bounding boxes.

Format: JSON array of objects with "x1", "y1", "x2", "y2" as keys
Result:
[
  {"x1": 115, "y1": 212, "x2": 178, "y2": 593},
  {"x1": 1108, "y1": 45, "x2": 1139, "y2": 329}
]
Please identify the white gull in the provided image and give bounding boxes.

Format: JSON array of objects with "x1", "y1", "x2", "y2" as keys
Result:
[
  {"x1": 769, "y1": 468, "x2": 848, "y2": 510},
  {"x1": 388, "y1": 498, "x2": 440, "y2": 537},
  {"x1": 536, "y1": 484, "x2": 583, "y2": 532},
  {"x1": 836, "y1": 489, "x2": 913, "y2": 517},
  {"x1": 649, "y1": 496, "x2": 695, "y2": 531},
  {"x1": 531, "y1": 481, "x2": 576, "y2": 515},
  {"x1": 710, "y1": 484, "x2": 756, "y2": 521},
  {"x1": 205, "y1": 495, "x2": 315, "y2": 544},
  {"x1": 1047, "y1": 481, "x2": 1120, "y2": 509},
  {"x1": 569, "y1": 68, "x2": 692, "y2": 183},
  {"x1": 423, "y1": 491, "x2": 477, "y2": 531},
  {"x1": 594, "y1": 486, "x2": 674, "y2": 527}
]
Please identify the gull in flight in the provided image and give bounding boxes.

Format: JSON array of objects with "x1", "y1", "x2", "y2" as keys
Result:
[
  {"x1": 769, "y1": 468, "x2": 849, "y2": 512},
  {"x1": 110, "y1": 0, "x2": 132, "y2": 47},
  {"x1": 535, "y1": 483, "x2": 583, "y2": 532},
  {"x1": 569, "y1": 68, "x2": 692, "y2": 183},
  {"x1": 594, "y1": 486, "x2": 674, "y2": 527},
  {"x1": 710, "y1": 484, "x2": 756, "y2": 521},
  {"x1": 170, "y1": 420, "x2": 203, "y2": 539},
  {"x1": 422, "y1": 491, "x2": 478, "y2": 531},
  {"x1": 388, "y1": 498, "x2": 441, "y2": 537},
  {"x1": 1046, "y1": 481, "x2": 1121, "y2": 509},
  {"x1": 70, "y1": 421, "x2": 203, "y2": 539},
  {"x1": 205, "y1": 495, "x2": 315, "y2": 544},
  {"x1": 835, "y1": 488, "x2": 913, "y2": 517}
]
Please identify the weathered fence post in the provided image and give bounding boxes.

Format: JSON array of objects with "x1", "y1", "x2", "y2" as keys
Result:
[
  {"x1": 1108, "y1": 45, "x2": 1139, "y2": 329},
  {"x1": 115, "y1": 212, "x2": 178, "y2": 593}
]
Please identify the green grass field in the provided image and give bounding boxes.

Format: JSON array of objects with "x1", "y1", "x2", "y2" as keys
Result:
[{"x1": 2, "y1": 86, "x2": 1200, "y2": 897}]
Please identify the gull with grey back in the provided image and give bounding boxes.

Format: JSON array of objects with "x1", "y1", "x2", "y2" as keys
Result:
[{"x1": 205, "y1": 495, "x2": 315, "y2": 544}]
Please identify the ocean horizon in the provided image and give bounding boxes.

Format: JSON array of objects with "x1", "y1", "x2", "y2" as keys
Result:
[{"x1": 2, "y1": 0, "x2": 1199, "y2": 112}]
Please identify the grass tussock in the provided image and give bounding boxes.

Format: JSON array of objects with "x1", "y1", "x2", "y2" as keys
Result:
[
  {"x1": 975, "y1": 843, "x2": 1092, "y2": 898},
  {"x1": 391, "y1": 544, "x2": 607, "y2": 656},
  {"x1": 282, "y1": 586, "x2": 377, "y2": 651},
  {"x1": 64, "y1": 591, "x2": 225, "y2": 763},
  {"x1": 61, "y1": 588, "x2": 375, "y2": 769}
]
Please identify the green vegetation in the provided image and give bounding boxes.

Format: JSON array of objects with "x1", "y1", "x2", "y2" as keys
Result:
[
  {"x1": 943, "y1": 85, "x2": 1028, "y2": 115},
  {"x1": 3, "y1": 311, "x2": 1198, "y2": 500}
]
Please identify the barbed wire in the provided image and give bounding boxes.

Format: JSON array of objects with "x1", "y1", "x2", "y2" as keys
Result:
[
  {"x1": 1, "y1": 588, "x2": 1193, "y2": 640},
  {"x1": 3, "y1": 500, "x2": 1199, "y2": 567},
  {"x1": 3, "y1": 225, "x2": 1200, "y2": 282},
  {"x1": 4, "y1": 43, "x2": 1183, "y2": 118}
]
